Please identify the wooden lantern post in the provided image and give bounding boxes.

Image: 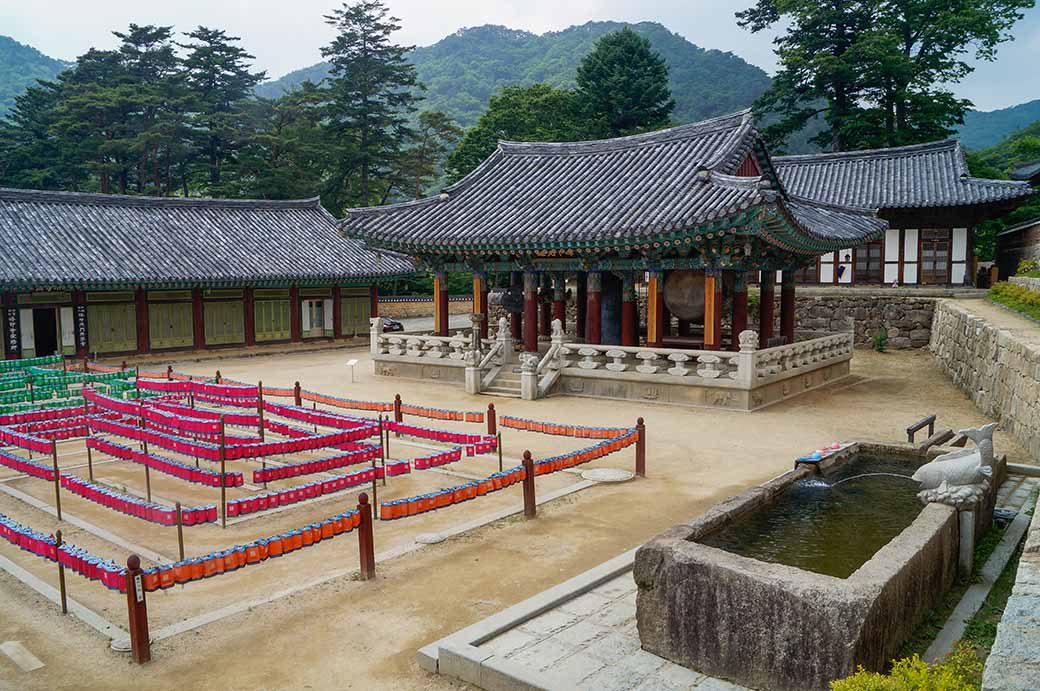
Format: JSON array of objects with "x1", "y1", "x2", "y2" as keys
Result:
[
  {"x1": 522, "y1": 450, "x2": 536, "y2": 519},
  {"x1": 357, "y1": 493, "x2": 376, "y2": 580}
]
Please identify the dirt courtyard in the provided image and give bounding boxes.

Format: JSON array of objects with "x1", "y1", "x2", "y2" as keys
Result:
[{"x1": 0, "y1": 344, "x2": 1024, "y2": 691}]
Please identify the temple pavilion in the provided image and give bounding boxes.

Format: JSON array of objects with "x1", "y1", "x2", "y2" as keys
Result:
[{"x1": 343, "y1": 110, "x2": 888, "y2": 353}]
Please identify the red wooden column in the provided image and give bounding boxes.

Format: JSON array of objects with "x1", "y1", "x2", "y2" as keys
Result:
[
  {"x1": 135, "y1": 288, "x2": 150, "y2": 355},
  {"x1": 703, "y1": 271, "x2": 723, "y2": 350},
  {"x1": 509, "y1": 271, "x2": 523, "y2": 342},
  {"x1": 585, "y1": 271, "x2": 602, "y2": 345},
  {"x1": 621, "y1": 272, "x2": 638, "y2": 347},
  {"x1": 191, "y1": 288, "x2": 206, "y2": 349},
  {"x1": 780, "y1": 270, "x2": 796, "y2": 345},
  {"x1": 331, "y1": 286, "x2": 342, "y2": 339},
  {"x1": 731, "y1": 271, "x2": 748, "y2": 350},
  {"x1": 244, "y1": 287, "x2": 256, "y2": 346},
  {"x1": 433, "y1": 271, "x2": 449, "y2": 337},
  {"x1": 289, "y1": 286, "x2": 302, "y2": 342},
  {"x1": 473, "y1": 272, "x2": 489, "y2": 340},
  {"x1": 552, "y1": 273, "x2": 566, "y2": 331},
  {"x1": 575, "y1": 273, "x2": 587, "y2": 340},
  {"x1": 541, "y1": 284, "x2": 552, "y2": 334},
  {"x1": 523, "y1": 271, "x2": 539, "y2": 352},
  {"x1": 369, "y1": 284, "x2": 379, "y2": 319},
  {"x1": 646, "y1": 270, "x2": 664, "y2": 348},
  {"x1": 72, "y1": 290, "x2": 89, "y2": 358},
  {"x1": 759, "y1": 271, "x2": 775, "y2": 349}
]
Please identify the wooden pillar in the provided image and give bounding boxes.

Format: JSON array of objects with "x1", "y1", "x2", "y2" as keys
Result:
[
  {"x1": 191, "y1": 288, "x2": 205, "y2": 350},
  {"x1": 331, "y1": 286, "x2": 342, "y2": 339},
  {"x1": 759, "y1": 271, "x2": 775, "y2": 349},
  {"x1": 135, "y1": 288, "x2": 150, "y2": 355},
  {"x1": 369, "y1": 284, "x2": 379, "y2": 319},
  {"x1": 731, "y1": 271, "x2": 748, "y2": 350},
  {"x1": 473, "y1": 272, "x2": 489, "y2": 340},
  {"x1": 575, "y1": 273, "x2": 587, "y2": 340},
  {"x1": 585, "y1": 271, "x2": 602, "y2": 345},
  {"x1": 780, "y1": 270, "x2": 796, "y2": 345},
  {"x1": 703, "y1": 271, "x2": 723, "y2": 350},
  {"x1": 523, "y1": 271, "x2": 538, "y2": 352},
  {"x1": 289, "y1": 286, "x2": 302, "y2": 342},
  {"x1": 433, "y1": 271, "x2": 449, "y2": 337},
  {"x1": 552, "y1": 273, "x2": 566, "y2": 332},
  {"x1": 509, "y1": 271, "x2": 522, "y2": 341},
  {"x1": 646, "y1": 270, "x2": 664, "y2": 348},
  {"x1": 538, "y1": 275, "x2": 551, "y2": 337},
  {"x1": 72, "y1": 290, "x2": 88, "y2": 359},
  {"x1": 621, "y1": 273, "x2": 638, "y2": 347},
  {"x1": 244, "y1": 287, "x2": 256, "y2": 346}
]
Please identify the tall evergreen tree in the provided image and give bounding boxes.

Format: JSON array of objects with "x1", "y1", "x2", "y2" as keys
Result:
[
  {"x1": 399, "y1": 111, "x2": 462, "y2": 198},
  {"x1": 738, "y1": 0, "x2": 1034, "y2": 151},
  {"x1": 179, "y1": 27, "x2": 266, "y2": 192},
  {"x1": 575, "y1": 28, "x2": 675, "y2": 137},
  {"x1": 320, "y1": 0, "x2": 423, "y2": 211}
]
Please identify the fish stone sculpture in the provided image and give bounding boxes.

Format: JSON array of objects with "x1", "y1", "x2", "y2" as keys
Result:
[
  {"x1": 958, "y1": 423, "x2": 997, "y2": 467},
  {"x1": 912, "y1": 447, "x2": 992, "y2": 509}
]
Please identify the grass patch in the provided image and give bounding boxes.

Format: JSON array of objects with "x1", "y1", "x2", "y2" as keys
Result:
[
  {"x1": 899, "y1": 521, "x2": 1007, "y2": 659},
  {"x1": 989, "y1": 282, "x2": 1040, "y2": 322}
]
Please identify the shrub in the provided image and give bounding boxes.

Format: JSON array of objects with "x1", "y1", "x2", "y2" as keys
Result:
[
  {"x1": 873, "y1": 326, "x2": 888, "y2": 352},
  {"x1": 989, "y1": 281, "x2": 1040, "y2": 321},
  {"x1": 830, "y1": 645, "x2": 983, "y2": 691},
  {"x1": 1015, "y1": 258, "x2": 1039, "y2": 277}
]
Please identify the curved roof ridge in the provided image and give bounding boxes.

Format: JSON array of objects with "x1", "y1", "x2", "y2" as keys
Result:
[
  {"x1": 784, "y1": 193, "x2": 881, "y2": 216},
  {"x1": 0, "y1": 187, "x2": 324, "y2": 210},
  {"x1": 496, "y1": 109, "x2": 752, "y2": 156},
  {"x1": 774, "y1": 139, "x2": 959, "y2": 164},
  {"x1": 707, "y1": 171, "x2": 766, "y2": 190}
]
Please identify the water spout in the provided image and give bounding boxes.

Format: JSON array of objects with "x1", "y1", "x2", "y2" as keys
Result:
[{"x1": 828, "y1": 472, "x2": 915, "y2": 488}]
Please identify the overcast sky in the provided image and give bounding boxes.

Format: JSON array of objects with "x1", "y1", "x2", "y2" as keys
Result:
[{"x1": 3, "y1": 0, "x2": 1038, "y2": 112}]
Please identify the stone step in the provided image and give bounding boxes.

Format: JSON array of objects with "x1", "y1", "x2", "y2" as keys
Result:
[{"x1": 483, "y1": 387, "x2": 521, "y2": 398}]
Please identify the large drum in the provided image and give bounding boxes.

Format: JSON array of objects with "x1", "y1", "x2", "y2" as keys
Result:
[{"x1": 663, "y1": 270, "x2": 706, "y2": 322}]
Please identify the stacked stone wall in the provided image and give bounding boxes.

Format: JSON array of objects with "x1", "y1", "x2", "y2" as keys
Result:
[
  {"x1": 930, "y1": 300, "x2": 1040, "y2": 461},
  {"x1": 1008, "y1": 276, "x2": 1040, "y2": 293}
]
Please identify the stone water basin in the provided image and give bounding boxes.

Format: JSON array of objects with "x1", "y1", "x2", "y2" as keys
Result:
[{"x1": 635, "y1": 442, "x2": 1002, "y2": 691}]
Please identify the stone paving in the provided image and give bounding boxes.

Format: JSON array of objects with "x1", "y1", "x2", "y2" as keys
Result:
[
  {"x1": 479, "y1": 574, "x2": 748, "y2": 691},
  {"x1": 995, "y1": 474, "x2": 1040, "y2": 514}
]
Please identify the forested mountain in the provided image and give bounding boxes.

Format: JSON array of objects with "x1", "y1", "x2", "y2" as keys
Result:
[
  {"x1": 256, "y1": 21, "x2": 773, "y2": 128},
  {"x1": 957, "y1": 99, "x2": 1040, "y2": 150},
  {"x1": 0, "y1": 36, "x2": 70, "y2": 116}
]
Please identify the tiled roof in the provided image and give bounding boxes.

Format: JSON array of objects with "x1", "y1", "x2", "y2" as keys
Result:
[
  {"x1": 343, "y1": 110, "x2": 886, "y2": 255},
  {"x1": 773, "y1": 140, "x2": 1034, "y2": 210},
  {"x1": 0, "y1": 189, "x2": 414, "y2": 290},
  {"x1": 1011, "y1": 160, "x2": 1040, "y2": 184}
]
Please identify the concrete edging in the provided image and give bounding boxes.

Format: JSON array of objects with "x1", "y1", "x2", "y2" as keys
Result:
[{"x1": 417, "y1": 547, "x2": 637, "y2": 687}]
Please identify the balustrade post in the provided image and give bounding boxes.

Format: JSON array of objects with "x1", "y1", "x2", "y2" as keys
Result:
[{"x1": 370, "y1": 317, "x2": 385, "y2": 356}]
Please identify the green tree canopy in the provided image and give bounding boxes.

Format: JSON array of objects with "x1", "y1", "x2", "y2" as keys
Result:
[
  {"x1": 575, "y1": 27, "x2": 675, "y2": 137},
  {"x1": 445, "y1": 83, "x2": 588, "y2": 183},
  {"x1": 738, "y1": 0, "x2": 1035, "y2": 152}
]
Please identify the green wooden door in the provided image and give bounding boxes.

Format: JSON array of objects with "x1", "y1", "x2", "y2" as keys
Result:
[
  {"x1": 254, "y1": 300, "x2": 290, "y2": 342},
  {"x1": 204, "y1": 301, "x2": 245, "y2": 346},
  {"x1": 340, "y1": 293, "x2": 370, "y2": 336},
  {"x1": 86, "y1": 303, "x2": 137, "y2": 353},
  {"x1": 149, "y1": 302, "x2": 194, "y2": 350}
]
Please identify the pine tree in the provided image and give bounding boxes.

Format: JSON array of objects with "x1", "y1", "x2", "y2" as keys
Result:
[
  {"x1": 575, "y1": 28, "x2": 675, "y2": 137},
  {"x1": 179, "y1": 27, "x2": 266, "y2": 192},
  {"x1": 319, "y1": 0, "x2": 423, "y2": 211}
]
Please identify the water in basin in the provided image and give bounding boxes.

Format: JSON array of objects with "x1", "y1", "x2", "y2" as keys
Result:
[{"x1": 699, "y1": 456, "x2": 922, "y2": 578}]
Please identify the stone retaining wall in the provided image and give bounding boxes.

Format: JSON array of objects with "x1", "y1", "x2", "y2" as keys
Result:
[
  {"x1": 1009, "y1": 276, "x2": 1040, "y2": 293},
  {"x1": 930, "y1": 301, "x2": 1040, "y2": 461},
  {"x1": 378, "y1": 297, "x2": 473, "y2": 318},
  {"x1": 983, "y1": 494, "x2": 1040, "y2": 690}
]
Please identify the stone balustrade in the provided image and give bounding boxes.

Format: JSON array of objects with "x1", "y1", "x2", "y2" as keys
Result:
[
  {"x1": 750, "y1": 333, "x2": 855, "y2": 384},
  {"x1": 557, "y1": 343, "x2": 748, "y2": 386}
]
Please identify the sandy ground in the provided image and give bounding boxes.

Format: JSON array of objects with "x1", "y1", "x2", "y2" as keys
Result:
[{"x1": 0, "y1": 344, "x2": 1026, "y2": 691}]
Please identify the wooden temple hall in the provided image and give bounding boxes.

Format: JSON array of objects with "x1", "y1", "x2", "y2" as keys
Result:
[
  {"x1": 344, "y1": 110, "x2": 1033, "y2": 409},
  {"x1": 345, "y1": 110, "x2": 890, "y2": 353},
  {"x1": 0, "y1": 190, "x2": 413, "y2": 360}
]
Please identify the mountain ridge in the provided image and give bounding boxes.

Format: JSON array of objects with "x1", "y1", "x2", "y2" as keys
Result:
[{"x1": 0, "y1": 35, "x2": 71, "y2": 116}]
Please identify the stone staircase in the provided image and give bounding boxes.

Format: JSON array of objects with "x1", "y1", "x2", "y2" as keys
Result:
[{"x1": 483, "y1": 367, "x2": 522, "y2": 398}]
